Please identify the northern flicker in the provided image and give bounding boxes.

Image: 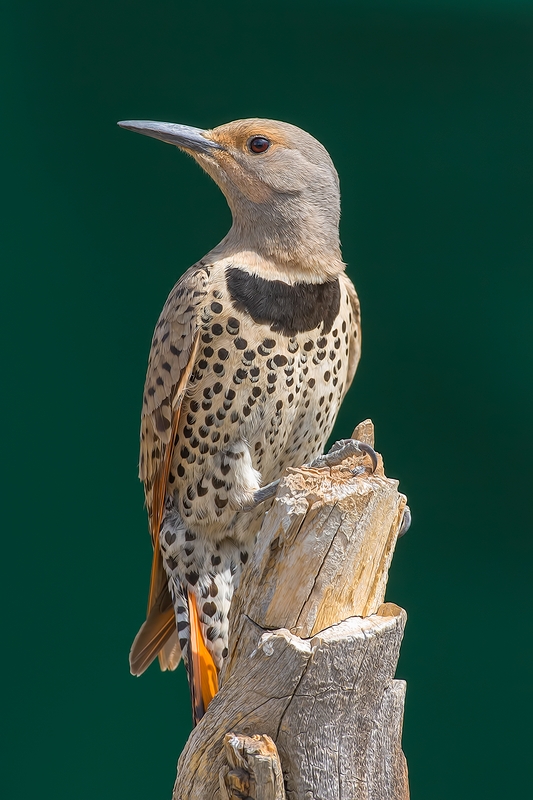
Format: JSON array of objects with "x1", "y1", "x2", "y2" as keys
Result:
[{"x1": 118, "y1": 117, "x2": 376, "y2": 723}]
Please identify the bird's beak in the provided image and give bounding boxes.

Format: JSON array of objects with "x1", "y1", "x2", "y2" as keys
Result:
[{"x1": 117, "y1": 120, "x2": 223, "y2": 154}]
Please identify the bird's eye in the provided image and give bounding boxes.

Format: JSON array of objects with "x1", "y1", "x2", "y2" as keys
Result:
[{"x1": 248, "y1": 136, "x2": 271, "y2": 154}]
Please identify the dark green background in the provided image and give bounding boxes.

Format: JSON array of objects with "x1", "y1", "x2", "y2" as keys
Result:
[{"x1": 3, "y1": 1, "x2": 532, "y2": 797}]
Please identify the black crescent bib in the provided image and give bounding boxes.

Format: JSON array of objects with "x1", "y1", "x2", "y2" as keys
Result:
[{"x1": 225, "y1": 267, "x2": 341, "y2": 338}]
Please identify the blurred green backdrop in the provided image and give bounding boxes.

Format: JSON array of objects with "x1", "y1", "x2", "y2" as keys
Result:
[{"x1": 3, "y1": 1, "x2": 532, "y2": 797}]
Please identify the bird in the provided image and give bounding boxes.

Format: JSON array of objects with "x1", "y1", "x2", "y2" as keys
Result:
[{"x1": 118, "y1": 117, "x2": 375, "y2": 724}]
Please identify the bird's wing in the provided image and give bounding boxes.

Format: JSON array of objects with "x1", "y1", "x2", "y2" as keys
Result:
[
  {"x1": 129, "y1": 583, "x2": 178, "y2": 676},
  {"x1": 131, "y1": 264, "x2": 209, "y2": 674},
  {"x1": 339, "y1": 272, "x2": 362, "y2": 398}
]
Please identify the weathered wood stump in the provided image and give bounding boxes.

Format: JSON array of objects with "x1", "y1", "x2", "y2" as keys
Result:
[{"x1": 172, "y1": 421, "x2": 410, "y2": 800}]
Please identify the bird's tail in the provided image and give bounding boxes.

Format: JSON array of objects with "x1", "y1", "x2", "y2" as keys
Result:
[
  {"x1": 187, "y1": 591, "x2": 219, "y2": 723},
  {"x1": 170, "y1": 538, "x2": 242, "y2": 724},
  {"x1": 157, "y1": 512, "x2": 243, "y2": 723}
]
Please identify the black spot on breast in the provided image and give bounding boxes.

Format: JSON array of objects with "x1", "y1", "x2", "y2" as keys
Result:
[
  {"x1": 226, "y1": 317, "x2": 240, "y2": 335},
  {"x1": 203, "y1": 601, "x2": 217, "y2": 617},
  {"x1": 226, "y1": 268, "x2": 341, "y2": 336}
]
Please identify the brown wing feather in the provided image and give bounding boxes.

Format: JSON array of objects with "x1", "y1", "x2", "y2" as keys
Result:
[
  {"x1": 147, "y1": 329, "x2": 201, "y2": 613},
  {"x1": 129, "y1": 584, "x2": 177, "y2": 676},
  {"x1": 338, "y1": 272, "x2": 362, "y2": 398},
  {"x1": 132, "y1": 265, "x2": 209, "y2": 672}
]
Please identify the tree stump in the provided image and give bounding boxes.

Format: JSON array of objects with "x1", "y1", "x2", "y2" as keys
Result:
[{"x1": 172, "y1": 420, "x2": 410, "y2": 800}]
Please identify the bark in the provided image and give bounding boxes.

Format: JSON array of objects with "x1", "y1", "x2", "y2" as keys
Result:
[{"x1": 172, "y1": 420, "x2": 409, "y2": 800}]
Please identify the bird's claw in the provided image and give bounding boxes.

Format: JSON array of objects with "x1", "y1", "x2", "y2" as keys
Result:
[
  {"x1": 243, "y1": 479, "x2": 281, "y2": 511},
  {"x1": 398, "y1": 506, "x2": 411, "y2": 538},
  {"x1": 307, "y1": 438, "x2": 378, "y2": 473}
]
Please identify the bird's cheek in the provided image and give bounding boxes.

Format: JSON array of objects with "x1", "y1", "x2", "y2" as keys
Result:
[{"x1": 213, "y1": 153, "x2": 273, "y2": 204}]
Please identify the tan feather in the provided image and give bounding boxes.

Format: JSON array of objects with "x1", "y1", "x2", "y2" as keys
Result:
[
  {"x1": 339, "y1": 272, "x2": 362, "y2": 398},
  {"x1": 133, "y1": 266, "x2": 209, "y2": 669},
  {"x1": 158, "y1": 630, "x2": 181, "y2": 672}
]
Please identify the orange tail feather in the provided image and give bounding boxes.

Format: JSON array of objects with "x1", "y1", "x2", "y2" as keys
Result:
[{"x1": 188, "y1": 592, "x2": 219, "y2": 724}]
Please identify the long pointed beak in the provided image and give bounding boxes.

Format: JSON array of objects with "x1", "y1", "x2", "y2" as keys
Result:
[{"x1": 117, "y1": 120, "x2": 223, "y2": 154}]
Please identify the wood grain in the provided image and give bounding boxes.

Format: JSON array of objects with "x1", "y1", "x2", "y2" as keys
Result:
[{"x1": 172, "y1": 421, "x2": 410, "y2": 799}]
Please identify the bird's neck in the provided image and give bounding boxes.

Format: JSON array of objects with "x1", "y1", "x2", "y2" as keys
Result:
[
  {"x1": 204, "y1": 184, "x2": 344, "y2": 285},
  {"x1": 207, "y1": 221, "x2": 344, "y2": 286}
]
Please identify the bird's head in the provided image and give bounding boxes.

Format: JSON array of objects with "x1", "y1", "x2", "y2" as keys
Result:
[{"x1": 118, "y1": 117, "x2": 344, "y2": 282}]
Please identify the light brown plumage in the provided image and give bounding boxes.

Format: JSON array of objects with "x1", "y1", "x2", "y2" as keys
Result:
[{"x1": 119, "y1": 117, "x2": 362, "y2": 719}]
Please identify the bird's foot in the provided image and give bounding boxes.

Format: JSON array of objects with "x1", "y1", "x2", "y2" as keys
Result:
[
  {"x1": 242, "y1": 479, "x2": 281, "y2": 511},
  {"x1": 307, "y1": 438, "x2": 378, "y2": 474},
  {"x1": 399, "y1": 505, "x2": 411, "y2": 537}
]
